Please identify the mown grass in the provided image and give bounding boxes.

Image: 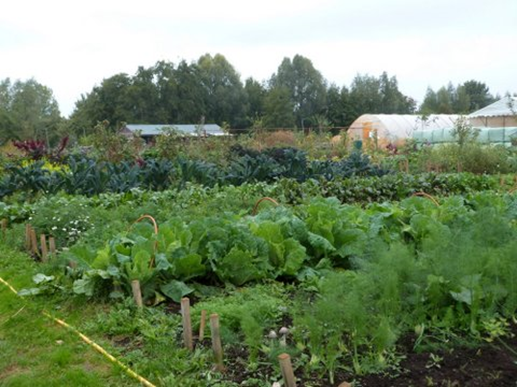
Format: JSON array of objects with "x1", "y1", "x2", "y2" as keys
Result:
[{"x1": 0, "y1": 242, "x2": 138, "y2": 386}]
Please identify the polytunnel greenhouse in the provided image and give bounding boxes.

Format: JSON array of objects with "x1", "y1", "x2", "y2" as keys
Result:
[{"x1": 347, "y1": 114, "x2": 459, "y2": 146}]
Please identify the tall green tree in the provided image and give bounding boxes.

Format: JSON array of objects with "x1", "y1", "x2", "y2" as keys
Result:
[
  {"x1": 244, "y1": 77, "x2": 266, "y2": 125},
  {"x1": 461, "y1": 80, "x2": 496, "y2": 112},
  {"x1": 152, "y1": 60, "x2": 180, "y2": 123},
  {"x1": 0, "y1": 78, "x2": 62, "y2": 144},
  {"x1": 68, "y1": 73, "x2": 133, "y2": 135},
  {"x1": 325, "y1": 84, "x2": 355, "y2": 127},
  {"x1": 379, "y1": 72, "x2": 415, "y2": 113},
  {"x1": 270, "y1": 55, "x2": 327, "y2": 127},
  {"x1": 126, "y1": 66, "x2": 160, "y2": 123},
  {"x1": 172, "y1": 60, "x2": 207, "y2": 124},
  {"x1": 197, "y1": 53, "x2": 247, "y2": 128},
  {"x1": 349, "y1": 74, "x2": 382, "y2": 116},
  {"x1": 419, "y1": 80, "x2": 495, "y2": 114},
  {"x1": 349, "y1": 72, "x2": 414, "y2": 118},
  {"x1": 263, "y1": 86, "x2": 295, "y2": 128}
]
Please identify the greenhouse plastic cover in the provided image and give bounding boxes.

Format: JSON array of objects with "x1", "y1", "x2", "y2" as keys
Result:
[
  {"x1": 468, "y1": 96, "x2": 517, "y2": 118},
  {"x1": 348, "y1": 114, "x2": 460, "y2": 139},
  {"x1": 413, "y1": 127, "x2": 517, "y2": 144}
]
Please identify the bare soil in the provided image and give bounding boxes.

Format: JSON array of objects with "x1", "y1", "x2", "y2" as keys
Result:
[{"x1": 221, "y1": 326, "x2": 517, "y2": 386}]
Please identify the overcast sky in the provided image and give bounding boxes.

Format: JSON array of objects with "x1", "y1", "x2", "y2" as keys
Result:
[{"x1": 1, "y1": 0, "x2": 516, "y2": 117}]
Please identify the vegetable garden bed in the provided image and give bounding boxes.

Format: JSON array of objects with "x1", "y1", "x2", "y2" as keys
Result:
[{"x1": 1, "y1": 174, "x2": 517, "y2": 386}]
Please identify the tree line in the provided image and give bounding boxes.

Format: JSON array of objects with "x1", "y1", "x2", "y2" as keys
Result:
[{"x1": 0, "y1": 53, "x2": 499, "y2": 144}]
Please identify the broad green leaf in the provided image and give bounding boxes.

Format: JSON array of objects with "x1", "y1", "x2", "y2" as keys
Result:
[
  {"x1": 73, "y1": 278, "x2": 94, "y2": 296},
  {"x1": 308, "y1": 232, "x2": 336, "y2": 257},
  {"x1": 33, "y1": 273, "x2": 54, "y2": 284},
  {"x1": 91, "y1": 244, "x2": 112, "y2": 269},
  {"x1": 282, "y1": 238, "x2": 306, "y2": 275},
  {"x1": 18, "y1": 288, "x2": 41, "y2": 296},
  {"x1": 160, "y1": 280, "x2": 194, "y2": 303},
  {"x1": 450, "y1": 287, "x2": 473, "y2": 305},
  {"x1": 172, "y1": 253, "x2": 206, "y2": 281},
  {"x1": 215, "y1": 247, "x2": 264, "y2": 286}
]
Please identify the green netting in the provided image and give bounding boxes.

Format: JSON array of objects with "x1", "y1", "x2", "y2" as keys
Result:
[{"x1": 413, "y1": 127, "x2": 517, "y2": 145}]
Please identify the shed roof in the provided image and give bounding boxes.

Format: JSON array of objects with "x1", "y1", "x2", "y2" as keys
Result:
[
  {"x1": 125, "y1": 124, "x2": 225, "y2": 136},
  {"x1": 468, "y1": 96, "x2": 517, "y2": 118}
]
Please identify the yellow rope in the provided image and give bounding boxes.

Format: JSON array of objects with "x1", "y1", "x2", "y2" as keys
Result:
[
  {"x1": 0, "y1": 275, "x2": 157, "y2": 387},
  {"x1": 0, "y1": 276, "x2": 18, "y2": 295},
  {"x1": 42, "y1": 311, "x2": 157, "y2": 387}
]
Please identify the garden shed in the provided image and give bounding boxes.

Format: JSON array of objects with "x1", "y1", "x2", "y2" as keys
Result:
[
  {"x1": 468, "y1": 96, "x2": 517, "y2": 127},
  {"x1": 347, "y1": 114, "x2": 459, "y2": 147},
  {"x1": 121, "y1": 124, "x2": 225, "y2": 142}
]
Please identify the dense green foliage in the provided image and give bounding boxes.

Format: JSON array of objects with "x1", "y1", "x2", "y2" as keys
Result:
[
  {"x1": 419, "y1": 80, "x2": 497, "y2": 114},
  {"x1": 0, "y1": 149, "x2": 390, "y2": 198},
  {"x1": 0, "y1": 171, "x2": 504, "y2": 238},
  {"x1": 52, "y1": 192, "x2": 517, "y2": 297},
  {"x1": 67, "y1": 55, "x2": 419, "y2": 134},
  {"x1": 11, "y1": 190, "x2": 516, "y2": 384},
  {"x1": 0, "y1": 78, "x2": 63, "y2": 144}
]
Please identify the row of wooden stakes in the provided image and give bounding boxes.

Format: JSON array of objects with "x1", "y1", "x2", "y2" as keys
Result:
[
  {"x1": 130, "y1": 279, "x2": 297, "y2": 387},
  {"x1": 25, "y1": 224, "x2": 57, "y2": 262}
]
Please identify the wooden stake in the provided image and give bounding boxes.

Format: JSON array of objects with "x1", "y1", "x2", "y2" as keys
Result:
[
  {"x1": 131, "y1": 280, "x2": 143, "y2": 308},
  {"x1": 25, "y1": 224, "x2": 32, "y2": 251},
  {"x1": 278, "y1": 353, "x2": 297, "y2": 387},
  {"x1": 199, "y1": 309, "x2": 207, "y2": 341},
  {"x1": 1, "y1": 219, "x2": 6, "y2": 240},
  {"x1": 210, "y1": 313, "x2": 224, "y2": 371},
  {"x1": 40, "y1": 234, "x2": 48, "y2": 262},
  {"x1": 30, "y1": 228, "x2": 39, "y2": 257},
  {"x1": 181, "y1": 297, "x2": 193, "y2": 351},
  {"x1": 49, "y1": 237, "x2": 56, "y2": 256}
]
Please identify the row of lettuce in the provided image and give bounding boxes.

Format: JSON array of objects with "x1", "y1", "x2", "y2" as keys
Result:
[{"x1": 59, "y1": 191, "x2": 517, "y2": 297}]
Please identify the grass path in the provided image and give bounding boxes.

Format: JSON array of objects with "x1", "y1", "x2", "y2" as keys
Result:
[{"x1": 0, "y1": 243, "x2": 138, "y2": 387}]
